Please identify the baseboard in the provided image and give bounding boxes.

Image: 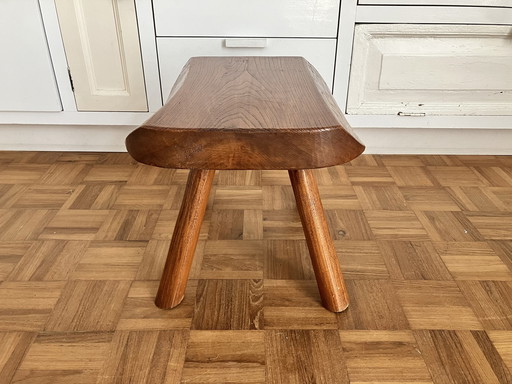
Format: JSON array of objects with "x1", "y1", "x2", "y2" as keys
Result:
[{"x1": 0, "y1": 124, "x2": 511, "y2": 155}]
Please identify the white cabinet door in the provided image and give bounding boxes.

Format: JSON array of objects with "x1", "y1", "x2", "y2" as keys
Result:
[
  {"x1": 153, "y1": 0, "x2": 340, "y2": 38},
  {"x1": 157, "y1": 38, "x2": 336, "y2": 101},
  {"x1": 347, "y1": 24, "x2": 512, "y2": 115},
  {"x1": 54, "y1": 0, "x2": 147, "y2": 111},
  {"x1": 0, "y1": 0, "x2": 61, "y2": 112},
  {"x1": 358, "y1": 0, "x2": 511, "y2": 6}
]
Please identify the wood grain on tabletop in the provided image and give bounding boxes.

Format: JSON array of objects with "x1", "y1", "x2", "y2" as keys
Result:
[{"x1": 126, "y1": 56, "x2": 365, "y2": 170}]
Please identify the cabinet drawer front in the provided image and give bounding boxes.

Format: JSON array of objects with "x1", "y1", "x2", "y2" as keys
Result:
[
  {"x1": 157, "y1": 38, "x2": 336, "y2": 100},
  {"x1": 358, "y1": 0, "x2": 511, "y2": 6},
  {"x1": 153, "y1": 0, "x2": 340, "y2": 38},
  {"x1": 347, "y1": 24, "x2": 512, "y2": 116}
]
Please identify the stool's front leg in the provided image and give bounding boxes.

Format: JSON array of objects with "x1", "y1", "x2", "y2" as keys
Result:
[
  {"x1": 288, "y1": 169, "x2": 349, "y2": 312},
  {"x1": 155, "y1": 169, "x2": 215, "y2": 309}
]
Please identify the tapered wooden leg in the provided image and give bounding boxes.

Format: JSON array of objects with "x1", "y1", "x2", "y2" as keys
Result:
[
  {"x1": 155, "y1": 169, "x2": 215, "y2": 309},
  {"x1": 288, "y1": 169, "x2": 349, "y2": 312}
]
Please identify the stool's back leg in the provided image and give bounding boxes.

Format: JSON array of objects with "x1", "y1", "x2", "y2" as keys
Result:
[
  {"x1": 288, "y1": 169, "x2": 349, "y2": 312},
  {"x1": 155, "y1": 169, "x2": 215, "y2": 309}
]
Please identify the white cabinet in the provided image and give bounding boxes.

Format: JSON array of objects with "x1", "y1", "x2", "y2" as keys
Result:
[
  {"x1": 347, "y1": 24, "x2": 512, "y2": 115},
  {"x1": 154, "y1": 0, "x2": 340, "y2": 100},
  {"x1": 0, "y1": 0, "x2": 61, "y2": 112},
  {"x1": 54, "y1": 0, "x2": 147, "y2": 111},
  {"x1": 158, "y1": 38, "x2": 336, "y2": 100},
  {"x1": 153, "y1": 0, "x2": 340, "y2": 37},
  {"x1": 358, "y1": 0, "x2": 511, "y2": 6}
]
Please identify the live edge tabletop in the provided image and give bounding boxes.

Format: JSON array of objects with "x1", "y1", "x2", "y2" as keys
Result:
[
  {"x1": 126, "y1": 56, "x2": 365, "y2": 313},
  {"x1": 126, "y1": 56, "x2": 364, "y2": 170}
]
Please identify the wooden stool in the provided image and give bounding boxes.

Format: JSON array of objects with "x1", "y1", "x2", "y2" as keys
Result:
[{"x1": 126, "y1": 57, "x2": 365, "y2": 312}]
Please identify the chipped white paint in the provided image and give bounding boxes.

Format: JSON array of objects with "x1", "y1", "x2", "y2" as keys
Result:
[{"x1": 347, "y1": 24, "x2": 512, "y2": 115}]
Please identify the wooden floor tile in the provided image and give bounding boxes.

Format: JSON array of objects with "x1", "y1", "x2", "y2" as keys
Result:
[
  {"x1": 70, "y1": 241, "x2": 146, "y2": 280},
  {"x1": 97, "y1": 330, "x2": 188, "y2": 384},
  {"x1": 339, "y1": 330, "x2": 431, "y2": 382},
  {"x1": 448, "y1": 186, "x2": 507, "y2": 211},
  {"x1": 11, "y1": 185, "x2": 78, "y2": 209},
  {"x1": 127, "y1": 164, "x2": 176, "y2": 185},
  {"x1": 387, "y1": 166, "x2": 437, "y2": 187},
  {"x1": 458, "y1": 281, "x2": 512, "y2": 330},
  {"x1": 182, "y1": 330, "x2": 265, "y2": 383},
  {"x1": 434, "y1": 242, "x2": 512, "y2": 280},
  {"x1": 0, "y1": 164, "x2": 50, "y2": 184},
  {"x1": 113, "y1": 185, "x2": 172, "y2": 210},
  {"x1": 263, "y1": 185, "x2": 296, "y2": 210},
  {"x1": 201, "y1": 240, "x2": 263, "y2": 279},
  {"x1": 264, "y1": 240, "x2": 314, "y2": 280},
  {"x1": 465, "y1": 212, "x2": 512, "y2": 240},
  {"x1": 0, "y1": 281, "x2": 65, "y2": 331},
  {"x1": 364, "y1": 210, "x2": 429, "y2": 241},
  {"x1": 135, "y1": 239, "x2": 171, "y2": 280},
  {"x1": 38, "y1": 209, "x2": 110, "y2": 240},
  {"x1": 264, "y1": 280, "x2": 323, "y2": 308},
  {"x1": 261, "y1": 170, "x2": 290, "y2": 186},
  {"x1": 61, "y1": 184, "x2": 121, "y2": 210},
  {"x1": 354, "y1": 185, "x2": 408, "y2": 210},
  {"x1": 95, "y1": 209, "x2": 160, "y2": 241},
  {"x1": 415, "y1": 211, "x2": 483, "y2": 242},
  {"x1": 12, "y1": 332, "x2": 112, "y2": 384},
  {"x1": 243, "y1": 209, "x2": 264, "y2": 240},
  {"x1": 0, "y1": 332, "x2": 36, "y2": 383},
  {"x1": 0, "y1": 185, "x2": 27, "y2": 209},
  {"x1": 337, "y1": 280, "x2": 409, "y2": 330},
  {"x1": 415, "y1": 330, "x2": 512, "y2": 383},
  {"x1": 7, "y1": 240, "x2": 88, "y2": 281},
  {"x1": 216, "y1": 170, "x2": 261, "y2": 186},
  {"x1": 378, "y1": 241, "x2": 452, "y2": 280},
  {"x1": 263, "y1": 210, "x2": 305, "y2": 240},
  {"x1": 326, "y1": 209, "x2": 374, "y2": 240},
  {"x1": 489, "y1": 240, "x2": 512, "y2": 272},
  {"x1": 473, "y1": 166, "x2": 512, "y2": 187},
  {"x1": 45, "y1": 280, "x2": 131, "y2": 332},
  {"x1": 266, "y1": 330, "x2": 349, "y2": 384},
  {"x1": 427, "y1": 166, "x2": 488, "y2": 186},
  {"x1": 83, "y1": 165, "x2": 134, "y2": 183},
  {"x1": 0, "y1": 209, "x2": 56, "y2": 241},
  {"x1": 488, "y1": 331, "x2": 512, "y2": 372},
  {"x1": 117, "y1": 281, "x2": 196, "y2": 330},
  {"x1": 394, "y1": 281, "x2": 483, "y2": 330},
  {"x1": 192, "y1": 279, "x2": 263, "y2": 330},
  {"x1": 313, "y1": 166, "x2": 351, "y2": 186},
  {"x1": 0, "y1": 242, "x2": 32, "y2": 281},
  {"x1": 209, "y1": 209, "x2": 244, "y2": 240},
  {"x1": 40, "y1": 163, "x2": 90, "y2": 185},
  {"x1": 264, "y1": 306, "x2": 337, "y2": 330},
  {"x1": 346, "y1": 166, "x2": 395, "y2": 185},
  {"x1": 489, "y1": 187, "x2": 512, "y2": 211},
  {"x1": 213, "y1": 187, "x2": 263, "y2": 210},
  {"x1": 380, "y1": 155, "x2": 426, "y2": 167},
  {"x1": 318, "y1": 186, "x2": 361, "y2": 210},
  {"x1": 400, "y1": 187, "x2": 462, "y2": 211},
  {"x1": 335, "y1": 241, "x2": 389, "y2": 279}
]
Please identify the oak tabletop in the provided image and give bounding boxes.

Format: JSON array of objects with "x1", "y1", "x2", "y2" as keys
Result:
[{"x1": 126, "y1": 56, "x2": 364, "y2": 169}]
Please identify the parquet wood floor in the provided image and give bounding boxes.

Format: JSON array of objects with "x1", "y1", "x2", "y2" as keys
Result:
[{"x1": 0, "y1": 152, "x2": 511, "y2": 383}]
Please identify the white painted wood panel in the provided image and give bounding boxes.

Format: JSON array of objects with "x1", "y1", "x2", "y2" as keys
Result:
[
  {"x1": 153, "y1": 0, "x2": 340, "y2": 38},
  {"x1": 0, "y1": 0, "x2": 61, "y2": 112},
  {"x1": 359, "y1": 0, "x2": 511, "y2": 6},
  {"x1": 157, "y1": 38, "x2": 336, "y2": 101},
  {"x1": 347, "y1": 24, "x2": 512, "y2": 115},
  {"x1": 54, "y1": 0, "x2": 147, "y2": 111}
]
